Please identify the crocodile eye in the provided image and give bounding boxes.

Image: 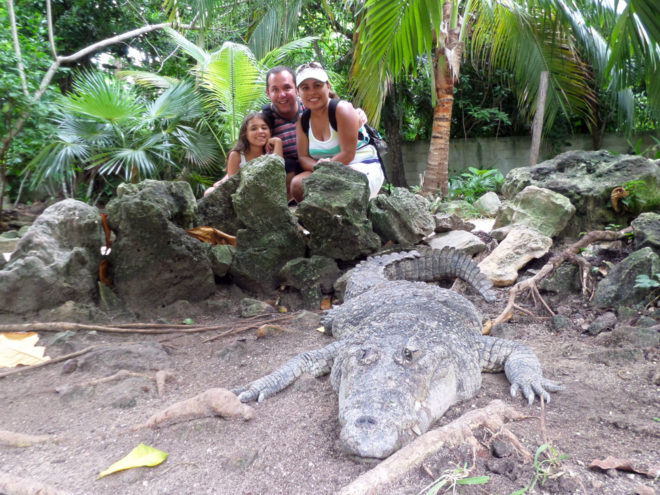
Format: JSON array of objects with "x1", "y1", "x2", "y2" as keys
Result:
[{"x1": 403, "y1": 348, "x2": 413, "y2": 362}]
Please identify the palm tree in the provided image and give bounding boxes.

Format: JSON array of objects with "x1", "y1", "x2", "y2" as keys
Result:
[
  {"x1": 31, "y1": 71, "x2": 218, "y2": 201},
  {"x1": 350, "y1": 0, "x2": 659, "y2": 196},
  {"x1": 124, "y1": 28, "x2": 316, "y2": 145}
]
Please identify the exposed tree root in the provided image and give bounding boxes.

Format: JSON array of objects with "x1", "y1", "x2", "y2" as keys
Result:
[
  {"x1": 132, "y1": 388, "x2": 255, "y2": 430},
  {"x1": 0, "y1": 313, "x2": 296, "y2": 335},
  {"x1": 0, "y1": 344, "x2": 100, "y2": 379},
  {"x1": 491, "y1": 227, "x2": 632, "y2": 327},
  {"x1": 0, "y1": 430, "x2": 59, "y2": 447},
  {"x1": 0, "y1": 471, "x2": 71, "y2": 495},
  {"x1": 338, "y1": 399, "x2": 526, "y2": 495}
]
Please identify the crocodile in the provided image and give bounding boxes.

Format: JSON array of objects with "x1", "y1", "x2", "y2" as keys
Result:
[{"x1": 232, "y1": 247, "x2": 561, "y2": 459}]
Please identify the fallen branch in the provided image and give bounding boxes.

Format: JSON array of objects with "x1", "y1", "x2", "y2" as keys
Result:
[
  {"x1": 338, "y1": 399, "x2": 526, "y2": 495},
  {"x1": 0, "y1": 344, "x2": 99, "y2": 379},
  {"x1": 0, "y1": 313, "x2": 299, "y2": 336},
  {"x1": 491, "y1": 227, "x2": 632, "y2": 327},
  {"x1": 0, "y1": 471, "x2": 71, "y2": 495},
  {"x1": 132, "y1": 388, "x2": 255, "y2": 430}
]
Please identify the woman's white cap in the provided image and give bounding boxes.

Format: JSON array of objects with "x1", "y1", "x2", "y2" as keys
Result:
[{"x1": 295, "y1": 62, "x2": 329, "y2": 87}]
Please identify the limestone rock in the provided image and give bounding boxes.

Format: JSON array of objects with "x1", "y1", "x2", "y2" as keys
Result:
[
  {"x1": 427, "y1": 230, "x2": 486, "y2": 256},
  {"x1": 478, "y1": 226, "x2": 552, "y2": 286},
  {"x1": 494, "y1": 185, "x2": 575, "y2": 238},
  {"x1": 115, "y1": 179, "x2": 197, "y2": 228},
  {"x1": 296, "y1": 163, "x2": 380, "y2": 260},
  {"x1": 593, "y1": 247, "x2": 660, "y2": 309},
  {"x1": 280, "y1": 256, "x2": 340, "y2": 309},
  {"x1": 195, "y1": 173, "x2": 244, "y2": 235},
  {"x1": 0, "y1": 199, "x2": 104, "y2": 314},
  {"x1": 473, "y1": 191, "x2": 501, "y2": 216},
  {"x1": 107, "y1": 180, "x2": 216, "y2": 310},
  {"x1": 368, "y1": 187, "x2": 435, "y2": 245},
  {"x1": 434, "y1": 213, "x2": 475, "y2": 233},
  {"x1": 229, "y1": 155, "x2": 306, "y2": 291},
  {"x1": 239, "y1": 297, "x2": 276, "y2": 317},
  {"x1": 209, "y1": 244, "x2": 235, "y2": 278},
  {"x1": 632, "y1": 211, "x2": 660, "y2": 255},
  {"x1": 501, "y1": 150, "x2": 660, "y2": 237}
]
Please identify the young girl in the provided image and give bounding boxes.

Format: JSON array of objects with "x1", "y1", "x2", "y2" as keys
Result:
[{"x1": 204, "y1": 111, "x2": 283, "y2": 196}]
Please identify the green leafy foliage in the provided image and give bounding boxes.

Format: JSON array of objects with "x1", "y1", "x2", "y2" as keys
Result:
[
  {"x1": 449, "y1": 167, "x2": 504, "y2": 203},
  {"x1": 511, "y1": 443, "x2": 568, "y2": 494},
  {"x1": 417, "y1": 464, "x2": 489, "y2": 495},
  {"x1": 627, "y1": 136, "x2": 660, "y2": 159},
  {"x1": 30, "y1": 71, "x2": 219, "y2": 202},
  {"x1": 634, "y1": 273, "x2": 660, "y2": 289}
]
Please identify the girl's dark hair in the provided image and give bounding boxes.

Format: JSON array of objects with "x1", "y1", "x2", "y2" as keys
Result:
[{"x1": 232, "y1": 111, "x2": 270, "y2": 153}]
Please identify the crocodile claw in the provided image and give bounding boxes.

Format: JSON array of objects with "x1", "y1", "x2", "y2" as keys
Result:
[{"x1": 510, "y1": 378, "x2": 563, "y2": 405}]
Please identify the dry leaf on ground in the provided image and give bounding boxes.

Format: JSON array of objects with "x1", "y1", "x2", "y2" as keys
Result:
[{"x1": 0, "y1": 332, "x2": 50, "y2": 368}]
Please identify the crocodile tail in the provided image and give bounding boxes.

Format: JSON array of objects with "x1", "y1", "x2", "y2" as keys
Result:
[{"x1": 383, "y1": 247, "x2": 496, "y2": 302}]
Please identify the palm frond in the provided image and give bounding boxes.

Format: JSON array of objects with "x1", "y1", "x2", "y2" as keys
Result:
[
  {"x1": 116, "y1": 70, "x2": 179, "y2": 89},
  {"x1": 259, "y1": 36, "x2": 319, "y2": 67},
  {"x1": 200, "y1": 42, "x2": 266, "y2": 142},
  {"x1": 471, "y1": 0, "x2": 596, "y2": 131},
  {"x1": 62, "y1": 71, "x2": 144, "y2": 124},
  {"x1": 247, "y1": 0, "x2": 304, "y2": 60},
  {"x1": 351, "y1": 0, "x2": 443, "y2": 123},
  {"x1": 164, "y1": 26, "x2": 212, "y2": 66},
  {"x1": 146, "y1": 80, "x2": 205, "y2": 123}
]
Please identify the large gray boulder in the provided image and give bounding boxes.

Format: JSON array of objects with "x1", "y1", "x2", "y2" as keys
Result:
[
  {"x1": 501, "y1": 150, "x2": 660, "y2": 237},
  {"x1": 593, "y1": 247, "x2": 660, "y2": 310},
  {"x1": 194, "y1": 174, "x2": 244, "y2": 235},
  {"x1": 494, "y1": 185, "x2": 576, "y2": 238},
  {"x1": 107, "y1": 180, "x2": 216, "y2": 310},
  {"x1": 279, "y1": 255, "x2": 340, "y2": 309},
  {"x1": 368, "y1": 187, "x2": 435, "y2": 245},
  {"x1": 631, "y1": 212, "x2": 660, "y2": 255},
  {"x1": 296, "y1": 162, "x2": 380, "y2": 260},
  {"x1": 0, "y1": 199, "x2": 103, "y2": 313},
  {"x1": 229, "y1": 155, "x2": 306, "y2": 291}
]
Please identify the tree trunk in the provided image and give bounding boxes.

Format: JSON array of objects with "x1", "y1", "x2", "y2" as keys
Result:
[
  {"x1": 382, "y1": 89, "x2": 407, "y2": 188},
  {"x1": 529, "y1": 70, "x2": 548, "y2": 166},
  {"x1": 422, "y1": 50, "x2": 455, "y2": 196}
]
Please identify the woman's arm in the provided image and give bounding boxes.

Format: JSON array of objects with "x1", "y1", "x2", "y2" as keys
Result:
[
  {"x1": 296, "y1": 119, "x2": 317, "y2": 172},
  {"x1": 330, "y1": 101, "x2": 359, "y2": 165}
]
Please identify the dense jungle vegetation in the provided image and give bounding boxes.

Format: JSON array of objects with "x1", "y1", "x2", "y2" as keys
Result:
[{"x1": 1, "y1": 0, "x2": 659, "y2": 212}]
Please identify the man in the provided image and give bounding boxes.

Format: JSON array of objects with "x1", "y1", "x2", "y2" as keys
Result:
[
  {"x1": 262, "y1": 66, "x2": 305, "y2": 202},
  {"x1": 263, "y1": 65, "x2": 367, "y2": 203}
]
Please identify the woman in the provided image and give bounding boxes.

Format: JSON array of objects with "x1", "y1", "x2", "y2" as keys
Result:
[{"x1": 291, "y1": 62, "x2": 384, "y2": 202}]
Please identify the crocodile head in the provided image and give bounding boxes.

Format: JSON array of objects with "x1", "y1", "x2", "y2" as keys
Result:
[{"x1": 332, "y1": 318, "x2": 462, "y2": 459}]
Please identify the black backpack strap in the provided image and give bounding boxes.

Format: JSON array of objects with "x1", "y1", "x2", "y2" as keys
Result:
[
  {"x1": 301, "y1": 108, "x2": 312, "y2": 136},
  {"x1": 261, "y1": 103, "x2": 275, "y2": 129},
  {"x1": 328, "y1": 98, "x2": 339, "y2": 131}
]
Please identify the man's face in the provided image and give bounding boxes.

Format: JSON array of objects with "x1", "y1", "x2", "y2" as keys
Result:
[{"x1": 266, "y1": 71, "x2": 298, "y2": 119}]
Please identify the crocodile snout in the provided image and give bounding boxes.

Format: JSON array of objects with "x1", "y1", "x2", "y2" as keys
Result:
[{"x1": 340, "y1": 414, "x2": 399, "y2": 459}]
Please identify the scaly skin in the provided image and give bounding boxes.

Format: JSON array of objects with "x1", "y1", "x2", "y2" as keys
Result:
[{"x1": 232, "y1": 248, "x2": 561, "y2": 459}]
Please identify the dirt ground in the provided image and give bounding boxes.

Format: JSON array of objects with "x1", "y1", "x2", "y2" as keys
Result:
[{"x1": 0, "y1": 279, "x2": 659, "y2": 495}]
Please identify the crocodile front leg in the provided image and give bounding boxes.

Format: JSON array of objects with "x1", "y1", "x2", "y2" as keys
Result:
[
  {"x1": 478, "y1": 336, "x2": 562, "y2": 404},
  {"x1": 232, "y1": 341, "x2": 342, "y2": 403}
]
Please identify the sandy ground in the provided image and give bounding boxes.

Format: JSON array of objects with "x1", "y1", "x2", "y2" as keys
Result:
[{"x1": 0, "y1": 281, "x2": 658, "y2": 495}]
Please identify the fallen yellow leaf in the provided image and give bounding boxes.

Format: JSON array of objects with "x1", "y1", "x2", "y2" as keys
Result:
[
  {"x1": 97, "y1": 443, "x2": 168, "y2": 479},
  {"x1": 0, "y1": 332, "x2": 50, "y2": 368}
]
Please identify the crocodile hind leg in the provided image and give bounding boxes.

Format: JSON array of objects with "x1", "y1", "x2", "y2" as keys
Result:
[
  {"x1": 478, "y1": 336, "x2": 562, "y2": 404},
  {"x1": 232, "y1": 341, "x2": 342, "y2": 403}
]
